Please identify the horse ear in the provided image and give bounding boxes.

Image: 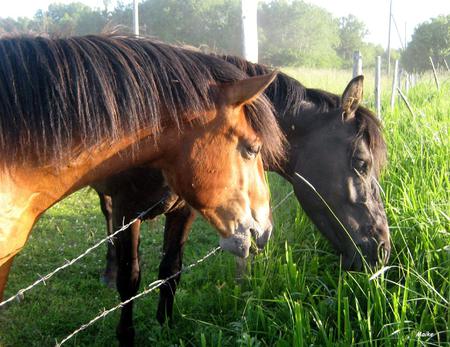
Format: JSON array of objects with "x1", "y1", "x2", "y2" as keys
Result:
[
  {"x1": 221, "y1": 71, "x2": 277, "y2": 106},
  {"x1": 342, "y1": 75, "x2": 364, "y2": 121}
]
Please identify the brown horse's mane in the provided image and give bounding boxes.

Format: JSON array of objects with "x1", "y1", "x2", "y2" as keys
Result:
[
  {"x1": 221, "y1": 55, "x2": 387, "y2": 172},
  {"x1": 0, "y1": 34, "x2": 284, "y2": 167}
]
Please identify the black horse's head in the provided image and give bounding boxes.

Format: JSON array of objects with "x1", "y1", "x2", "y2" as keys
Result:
[{"x1": 283, "y1": 76, "x2": 389, "y2": 270}]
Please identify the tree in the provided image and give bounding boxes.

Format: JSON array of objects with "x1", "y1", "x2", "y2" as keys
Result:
[
  {"x1": 336, "y1": 14, "x2": 368, "y2": 66},
  {"x1": 0, "y1": 0, "x2": 390, "y2": 69},
  {"x1": 258, "y1": 0, "x2": 340, "y2": 67},
  {"x1": 402, "y1": 15, "x2": 450, "y2": 72},
  {"x1": 360, "y1": 42, "x2": 384, "y2": 68},
  {"x1": 110, "y1": 0, "x2": 242, "y2": 55}
]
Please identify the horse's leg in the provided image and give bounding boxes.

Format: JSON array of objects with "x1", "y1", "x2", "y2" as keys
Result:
[
  {"x1": 98, "y1": 192, "x2": 117, "y2": 288},
  {"x1": 156, "y1": 205, "x2": 196, "y2": 325},
  {"x1": 115, "y1": 201, "x2": 141, "y2": 347},
  {"x1": 0, "y1": 257, "x2": 15, "y2": 303}
]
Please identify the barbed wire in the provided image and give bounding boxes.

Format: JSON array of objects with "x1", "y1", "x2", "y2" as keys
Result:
[
  {"x1": 2, "y1": 189, "x2": 294, "y2": 345},
  {"x1": 273, "y1": 190, "x2": 294, "y2": 210},
  {"x1": 55, "y1": 246, "x2": 222, "y2": 346},
  {"x1": 54, "y1": 189, "x2": 295, "y2": 346},
  {"x1": 0, "y1": 195, "x2": 168, "y2": 308}
]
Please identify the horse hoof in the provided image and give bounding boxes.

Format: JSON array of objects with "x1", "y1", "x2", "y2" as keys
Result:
[{"x1": 116, "y1": 325, "x2": 135, "y2": 347}]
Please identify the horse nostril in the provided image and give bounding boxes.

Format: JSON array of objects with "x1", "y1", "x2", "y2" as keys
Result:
[
  {"x1": 377, "y1": 241, "x2": 390, "y2": 264},
  {"x1": 250, "y1": 227, "x2": 272, "y2": 250},
  {"x1": 250, "y1": 228, "x2": 258, "y2": 240}
]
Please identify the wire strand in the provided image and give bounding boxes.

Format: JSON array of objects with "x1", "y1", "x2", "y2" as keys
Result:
[
  {"x1": 55, "y1": 246, "x2": 222, "y2": 346},
  {"x1": 0, "y1": 195, "x2": 168, "y2": 308}
]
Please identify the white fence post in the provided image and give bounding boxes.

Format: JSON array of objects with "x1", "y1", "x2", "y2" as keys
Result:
[
  {"x1": 241, "y1": 0, "x2": 258, "y2": 63},
  {"x1": 405, "y1": 73, "x2": 410, "y2": 94},
  {"x1": 133, "y1": 0, "x2": 139, "y2": 35},
  {"x1": 390, "y1": 60, "x2": 399, "y2": 110},
  {"x1": 375, "y1": 56, "x2": 381, "y2": 119},
  {"x1": 353, "y1": 50, "x2": 363, "y2": 78}
]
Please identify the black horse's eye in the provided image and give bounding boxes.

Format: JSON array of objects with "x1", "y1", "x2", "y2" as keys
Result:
[
  {"x1": 354, "y1": 159, "x2": 368, "y2": 174},
  {"x1": 243, "y1": 143, "x2": 261, "y2": 159}
]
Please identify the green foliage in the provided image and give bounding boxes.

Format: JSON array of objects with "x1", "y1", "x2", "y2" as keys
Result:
[
  {"x1": 359, "y1": 42, "x2": 384, "y2": 68},
  {"x1": 135, "y1": 0, "x2": 242, "y2": 55},
  {"x1": 259, "y1": 0, "x2": 341, "y2": 67},
  {"x1": 0, "y1": 17, "x2": 33, "y2": 33},
  {"x1": 0, "y1": 0, "x2": 379, "y2": 68},
  {"x1": 337, "y1": 14, "x2": 368, "y2": 64},
  {"x1": 0, "y1": 2, "x2": 109, "y2": 35},
  {"x1": 0, "y1": 0, "x2": 448, "y2": 71},
  {"x1": 402, "y1": 15, "x2": 450, "y2": 72}
]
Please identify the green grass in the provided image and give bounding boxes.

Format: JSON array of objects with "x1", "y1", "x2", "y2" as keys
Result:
[{"x1": 0, "y1": 70, "x2": 448, "y2": 347}]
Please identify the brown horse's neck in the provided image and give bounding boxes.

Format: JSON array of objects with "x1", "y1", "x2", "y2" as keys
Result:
[{"x1": 0, "y1": 126, "x2": 182, "y2": 300}]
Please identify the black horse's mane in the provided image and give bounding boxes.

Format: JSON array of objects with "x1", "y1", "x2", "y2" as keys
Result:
[
  {"x1": 222, "y1": 55, "x2": 387, "y2": 172},
  {"x1": 0, "y1": 34, "x2": 284, "y2": 166}
]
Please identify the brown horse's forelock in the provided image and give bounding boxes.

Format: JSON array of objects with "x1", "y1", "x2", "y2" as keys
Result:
[
  {"x1": 0, "y1": 34, "x2": 284, "y2": 167},
  {"x1": 243, "y1": 96, "x2": 286, "y2": 169},
  {"x1": 221, "y1": 55, "x2": 386, "y2": 172}
]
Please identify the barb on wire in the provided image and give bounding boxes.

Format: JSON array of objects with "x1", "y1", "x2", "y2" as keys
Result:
[
  {"x1": 55, "y1": 246, "x2": 221, "y2": 346},
  {"x1": 0, "y1": 195, "x2": 168, "y2": 308}
]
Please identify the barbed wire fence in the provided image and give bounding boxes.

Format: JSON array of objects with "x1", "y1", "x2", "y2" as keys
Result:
[
  {"x1": 0, "y1": 188, "x2": 295, "y2": 345},
  {"x1": 56, "y1": 246, "x2": 222, "y2": 346},
  {"x1": 0, "y1": 195, "x2": 169, "y2": 309}
]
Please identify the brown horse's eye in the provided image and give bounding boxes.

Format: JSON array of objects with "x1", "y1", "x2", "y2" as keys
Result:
[
  {"x1": 354, "y1": 159, "x2": 368, "y2": 174},
  {"x1": 243, "y1": 143, "x2": 261, "y2": 159}
]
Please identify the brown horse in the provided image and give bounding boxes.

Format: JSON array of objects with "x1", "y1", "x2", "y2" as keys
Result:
[
  {"x1": 0, "y1": 34, "x2": 286, "y2": 337},
  {"x1": 96, "y1": 59, "x2": 389, "y2": 329}
]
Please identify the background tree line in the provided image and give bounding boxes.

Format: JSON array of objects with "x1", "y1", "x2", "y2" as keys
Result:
[{"x1": 0, "y1": 0, "x2": 447, "y2": 72}]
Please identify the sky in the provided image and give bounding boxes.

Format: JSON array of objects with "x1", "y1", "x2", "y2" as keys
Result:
[
  {"x1": 305, "y1": 0, "x2": 450, "y2": 49},
  {"x1": 0, "y1": 0, "x2": 449, "y2": 49}
]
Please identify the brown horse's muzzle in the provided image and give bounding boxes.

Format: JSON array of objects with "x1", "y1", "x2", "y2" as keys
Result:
[
  {"x1": 219, "y1": 230, "x2": 251, "y2": 258},
  {"x1": 219, "y1": 219, "x2": 273, "y2": 258}
]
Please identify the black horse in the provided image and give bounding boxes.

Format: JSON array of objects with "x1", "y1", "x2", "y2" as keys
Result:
[{"x1": 93, "y1": 58, "x2": 389, "y2": 345}]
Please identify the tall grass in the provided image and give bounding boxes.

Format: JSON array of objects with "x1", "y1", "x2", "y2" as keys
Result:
[{"x1": 0, "y1": 70, "x2": 448, "y2": 346}]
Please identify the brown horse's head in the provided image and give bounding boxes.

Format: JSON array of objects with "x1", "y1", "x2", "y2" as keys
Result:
[
  {"x1": 161, "y1": 73, "x2": 285, "y2": 258},
  {"x1": 286, "y1": 76, "x2": 389, "y2": 270}
]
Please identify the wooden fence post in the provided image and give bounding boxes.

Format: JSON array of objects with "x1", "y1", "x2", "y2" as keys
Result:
[
  {"x1": 397, "y1": 87, "x2": 415, "y2": 118},
  {"x1": 429, "y1": 56, "x2": 440, "y2": 90},
  {"x1": 390, "y1": 60, "x2": 399, "y2": 110},
  {"x1": 405, "y1": 73, "x2": 410, "y2": 94},
  {"x1": 353, "y1": 50, "x2": 363, "y2": 78},
  {"x1": 375, "y1": 56, "x2": 382, "y2": 119},
  {"x1": 444, "y1": 59, "x2": 450, "y2": 72},
  {"x1": 410, "y1": 73, "x2": 416, "y2": 88}
]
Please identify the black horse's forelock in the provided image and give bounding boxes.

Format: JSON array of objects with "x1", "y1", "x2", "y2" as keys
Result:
[
  {"x1": 0, "y1": 34, "x2": 284, "y2": 167},
  {"x1": 221, "y1": 55, "x2": 387, "y2": 171},
  {"x1": 353, "y1": 106, "x2": 387, "y2": 174}
]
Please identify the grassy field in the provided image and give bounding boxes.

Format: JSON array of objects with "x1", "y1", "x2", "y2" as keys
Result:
[{"x1": 0, "y1": 69, "x2": 449, "y2": 346}]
